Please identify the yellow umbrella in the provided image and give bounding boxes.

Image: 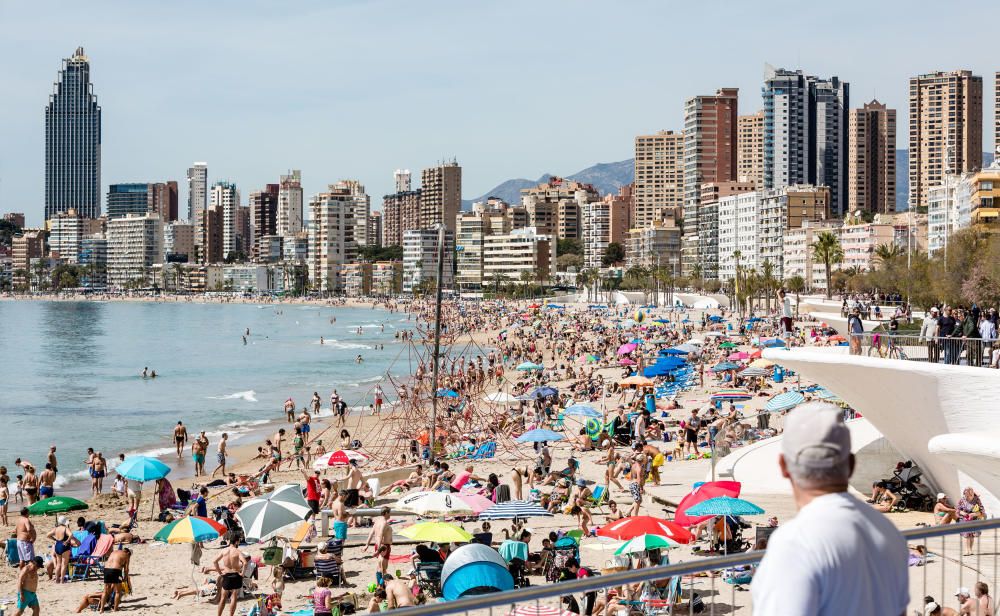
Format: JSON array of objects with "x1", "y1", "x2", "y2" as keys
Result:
[
  {"x1": 398, "y1": 521, "x2": 473, "y2": 543},
  {"x1": 750, "y1": 359, "x2": 774, "y2": 368}
]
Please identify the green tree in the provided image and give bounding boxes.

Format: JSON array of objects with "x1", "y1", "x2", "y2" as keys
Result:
[
  {"x1": 557, "y1": 253, "x2": 583, "y2": 272},
  {"x1": 811, "y1": 231, "x2": 844, "y2": 299},
  {"x1": 785, "y1": 275, "x2": 805, "y2": 317},
  {"x1": 602, "y1": 242, "x2": 625, "y2": 267},
  {"x1": 557, "y1": 238, "x2": 583, "y2": 256}
]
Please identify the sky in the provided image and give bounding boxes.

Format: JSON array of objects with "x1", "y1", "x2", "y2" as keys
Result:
[{"x1": 1, "y1": 0, "x2": 998, "y2": 226}]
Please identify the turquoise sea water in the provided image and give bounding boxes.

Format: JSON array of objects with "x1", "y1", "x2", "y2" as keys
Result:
[{"x1": 0, "y1": 300, "x2": 410, "y2": 489}]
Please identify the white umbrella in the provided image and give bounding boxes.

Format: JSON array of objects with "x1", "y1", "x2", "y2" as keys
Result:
[
  {"x1": 484, "y1": 392, "x2": 521, "y2": 405},
  {"x1": 236, "y1": 484, "x2": 312, "y2": 542},
  {"x1": 395, "y1": 491, "x2": 474, "y2": 517}
]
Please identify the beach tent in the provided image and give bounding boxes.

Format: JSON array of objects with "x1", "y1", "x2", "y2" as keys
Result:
[{"x1": 440, "y1": 543, "x2": 514, "y2": 600}]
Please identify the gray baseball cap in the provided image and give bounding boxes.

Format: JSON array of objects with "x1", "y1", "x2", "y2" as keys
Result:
[{"x1": 781, "y1": 402, "x2": 851, "y2": 469}]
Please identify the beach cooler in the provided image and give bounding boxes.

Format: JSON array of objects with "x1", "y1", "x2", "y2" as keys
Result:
[
  {"x1": 773, "y1": 367, "x2": 784, "y2": 383},
  {"x1": 644, "y1": 394, "x2": 656, "y2": 413}
]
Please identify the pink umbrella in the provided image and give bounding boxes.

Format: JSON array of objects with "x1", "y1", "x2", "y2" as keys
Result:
[
  {"x1": 619, "y1": 358, "x2": 637, "y2": 366},
  {"x1": 456, "y1": 492, "x2": 496, "y2": 514},
  {"x1": 728, "y1": 351, "x2": 750, "y2": 360},
  {"x1": 617, "y1": 343, "x2": 638, "y2": 355}
]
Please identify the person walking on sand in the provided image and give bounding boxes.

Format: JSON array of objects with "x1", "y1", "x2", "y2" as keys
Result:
[
  {"x1": 173, "y1": 422, "x2": 189, "y2": 458},
  {"x1": 213, "y1": 543, "x2": 248, "y2": 616},
  {"x1": 365, "y1": 507, "x2": 393, "y2": 585},
  {"x1": 14, "y1": 555, "x2": 42, "y2": 616},
  {"x1": 191, "y1": 433, "x2": 208, "y2": 476},
  {"x1": 283, "y1": 398, "x2": 296, "y2": 423},
  {"x1": 212, "y1": 433, "x2": 229, "y2": 478}
]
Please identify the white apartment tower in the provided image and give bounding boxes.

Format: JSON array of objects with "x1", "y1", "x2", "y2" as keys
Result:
[
  {"x1": 210, "y1": 182, "x2": 240, "y2": 260},
  {"x1": 187, "y1": 162, "x2": 208, "y2": 221},
  {"x1": 308, "y1": 184, "x2": 362, "y2": 293},
  {"x1": 107, "y1": 213, "x2": 164, "y2": 289},
  {"x1": 277, "y1": 170, "x2": 304, "y2": 236}
]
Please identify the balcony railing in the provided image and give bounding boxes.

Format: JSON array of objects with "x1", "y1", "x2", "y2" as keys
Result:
[
  {"x1": 849, "y1": 332, "x2": 998, "y2": 367},
  {"x1": 388, "y1": 516, "x2": 1000, "y2": 616}
]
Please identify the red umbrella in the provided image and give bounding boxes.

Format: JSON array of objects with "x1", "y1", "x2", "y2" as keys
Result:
[
  {"x1": 672, "y1": 481, "x2": 741, "y2": 527},
  {"x1": 749, "y1": 349, "x2": 762, "y2": 359},
  {"x1": 596, "y1": 516, "x2": 694, "y2": 544},
  {"x1": 313, "y1": 449, "x2": 370, "y2": 469}
]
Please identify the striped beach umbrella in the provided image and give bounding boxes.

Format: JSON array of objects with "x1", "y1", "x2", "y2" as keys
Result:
[
  {"x1": 236, "y1": 484, "x2": 312, "y2": 542},
  {"x1": 313, "y1": 449, "x2": 370, "y2": 469},
  {"x1": 565, "y1": 404, "x2": 602, "y2": 418},
  {"x1": 516, "y1": 362, "x2": 544, "y2": 371},
  {"x1": 508, "y1": 606, "x2": 575, "y2": 616},
  {"x1": 710, "y1": 388, "x2": 752, "y2": 401},
  {"x1": 738, "y1": 367, "x2": 770, "y2": 378},
  {"x1": 479, "y1": 500, "x2": 554, "y2": 520},
  {"x1": 153, "y1": 516, "x2": 226, "y2": 544},
  {"x1": 614, "y1": 533, "x2": 678, "y2": 555},
  {"x1": 765, "y1": 391, "x2": 806, "y2": 413}
]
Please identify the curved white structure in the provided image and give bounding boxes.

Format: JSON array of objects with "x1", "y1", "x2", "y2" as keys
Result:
[{"x1": 765, "y1": 349, "x2": 1000, "y2": 512}]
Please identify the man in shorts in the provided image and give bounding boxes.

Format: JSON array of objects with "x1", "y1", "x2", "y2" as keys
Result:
[
  {"x1": 15, "y1": 556, "x2": 43, "y2": 616},
  {"x1": 213, "y1": 543, "x2": 248, "y2": 616},
  {"x1": 365, "y1": 507, "x2": 393, "y2": 585},
  {"x1": 685, "y1": 410, "x2": 701, "y2": 456},
  {"x1": 100, "y1": 547, "x2": 131, "y2": 612},
  {"x1": 15, "y1": 508, "x2": 36, "y2": 567},
  {"x1": 173, "y1": 421, "x2": 188, "y2": 458}
]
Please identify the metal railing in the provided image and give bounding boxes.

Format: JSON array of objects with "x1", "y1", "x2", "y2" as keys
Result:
[
  {"x1": 387, "y1": 516, "x2": 1000, "y2": 616},
  {"x1": 850, "y1": 332, "x2": 999, "y2": 367}
]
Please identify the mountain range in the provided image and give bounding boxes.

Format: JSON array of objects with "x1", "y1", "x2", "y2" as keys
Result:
[{"x1": 466, "y1": 151, "x2": 996, "y2": 212}]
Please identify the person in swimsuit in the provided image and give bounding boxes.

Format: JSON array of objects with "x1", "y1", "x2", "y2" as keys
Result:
[
  {"x1": 47, "y1": 515, "x2": 77, "y2": 584},
  {"x1": 38, "y1": 464, "x2": 56, "y2": 499},
  {"x1": 15, "y1": 556, "x2": 42, "y2": 616},
  {"x1": 0, "y1": 475, "x2": 9, "y2": 526},
  {"x1": 100, "y1": 547, "x2": 131, "y2": 612},
  {"x1": 213, "y1": 543, "x2": 248, "y2": 616},
  {"x1": 15, "y1": 508, "x2": 36, "y2": 568},
  {"x1": 47, "y1": 446, "x2": 58, "y2": 476},
  {"x1": 173, "y1": 422, "x2": 188, "y2": 458},
  {"x1": 92, "y1": 453, "x2": 107, "y2": 495},
  {"x1": 21, "y1": 466, "x2": 38, "y2": 505},
  {"x1": 212, "y1": 433, "x2": 229, "y2": 478}
]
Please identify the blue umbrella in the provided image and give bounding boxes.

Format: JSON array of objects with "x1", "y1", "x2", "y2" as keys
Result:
[
  {"x1": 685, "y1": 496, "x2": 764, "y2": 517},
  {"x1": 746, "y1": 317, "x2": 763, "y2": 323},
  {"x1": 654, "y1": 319, "x2": 671, "y2": 324},
  {"x1": 660, "y1": 348, "x2": 688, "y2": 356},
  {"x1": 516, "y1": 362, "x2": 544, "y2": 371},
  {"x1": 515, "y1": 429, "x2": 564, "y2": 443},
  {"x1": 436, "y1": 388, "x2": 459, "y2": 398},
  {"x1": 681, "y1": 318, "x2": 691, "y2": 323},
  {"x1": 762, "y1": 338, "x2": 786, "y2": 348},
  {"x1": 116, "y1": 456, "x2": 171, "y2": 482},
  {"x1": 765, "y1": 391, "x2": 806, "y2": 412},
  {"x1": 532, "y1": 386, "x2": 559, "y2": 398},
  {"x1": 815, "y1": 388, "x2": 843, "y2": 403},
  {"x1": 712, "y1": 361, "x2": 740, "y2": 372},
  {"x1": 565, "y1": 404, "x2": 602, "y2": 418},
  {"x1": 708, "y1": 315, "x2": 725, "y2": 322}
]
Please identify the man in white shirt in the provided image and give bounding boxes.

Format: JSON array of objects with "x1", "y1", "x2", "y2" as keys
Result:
[{"x1": 751, "y1": 402, "x2": 908, "y2": 615}]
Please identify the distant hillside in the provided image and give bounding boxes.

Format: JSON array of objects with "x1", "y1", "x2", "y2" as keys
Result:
[
  {"x1": 464, "y1": 159, "x2": 634, "y2": 208},
  {"x1": 895, "y1": 150, "x2": 993, "y2": 211}
]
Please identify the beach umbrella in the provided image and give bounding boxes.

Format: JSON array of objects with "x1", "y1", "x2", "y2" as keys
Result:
[
  {"x1": 516, "y1": 362, "x2": 544, "y2": 371},
  {"x1": 675, "y1": 343, "x2": 699, "y2": 353},
  {"x1": 761, "y1": 338, "x2": 786, "y2": 348},
  {"x1": 565, "y1": 404, "x2": 602, "y2": 418},
  {"x1": 532, "y1": 386, "x2": 559, "y2": 398},
  {"x1": 596, "y1": 516, "x2": 694, "y2": 544},
  {"x1": 153, "y1": 516, "x2": 226, "y2": 544},
  {"x1": 516, "y1": 428, "x2": 564, "y2": 443},
  {"x1": 685, "y1": 496, "x2": 764, "y2": 517},
  {"x1": 703, "y1": 331, "x2": 724, "y2": 338},
  {"x1": 617, "y1": 343, "x2": 638, "y2": 355},
  {"x1": 398, "y1": 521, "x2": 473, "y2": 543},
  {"x1": 749, "y1": 349, "x2": 763, "y2": 359},
  {"x1": 614, "y1": 533, "x2": 678, "y2": 555},
  {"x1": 456, "y1": 493, "x2": 497, "y2": 515},
  {"x1": 436, "y1": 388, "x2": 459, "y2": 398},
  {"x1": 509, "y1": 606, "x2": 575, "y2": 616},
  {"x1": 479, "y1": 500, "x2": 554, "y2": 520},
  {"x1": 673, "y1": 481, "x2": 742, "y2": 527},
  {"x1": 829, "y1": 334, "x2": 846, "y2": 342},
  {"x1": 765, "y1": 391, "x2": 806, "y2": 412},
  {"x1": 395, "y1": 491, "x2": 474, "y2": 517},
  {"x1": 708, "y1": 315, "x2": 725, "y2": 322},
  {"x1": 484, "y1": 391, "x2": 520, "y2": 405},
  {"x1": 236, "y1": 484, "x2": 312, "y2": 542},
  {"x1": 718, "y1": 341, "x2": 737, "y2": 349},
  {"x1": 619, "y1": 358, "x2": 637, "y2": 366},
  {"x1": 728, "y1": 351, "x2": 750, "y2": 361},
  {"x1": 27, "y1": 496, "x2": 88, "y2": 516},
  {"x1": 750, "y1": 359, "x2": 774, "y2": 368},
  {"x1": 620, "y1": 375, "x2": 654, "y2": 387},
  {"x1": 116, "y1": 456, "x2": 171, "y2": 482},
  {"x1": 738, "y1": 366, "x2": 770, "y2": 378},
  {"x1": 710, "y1": 389, "x2": 752, "y2": 401},
  {"x1": 660, "y1": 348, "x2": 688, "y2": 356},
  {"x1": 815, "y1": 388, "x2": 843, "y2": 403},
  {"x1": 712, "y1": 361, "x2": 740, "y2": 372},
  {"x1": 686, "y1": 338, "x2": 704, "y2": 345},
  {"x1": 313, "y1": 449, "x2": 370, "y2": 469}
]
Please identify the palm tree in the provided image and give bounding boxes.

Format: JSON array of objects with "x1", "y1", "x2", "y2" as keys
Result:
[
  {"x1": 812, "y1": 231, "x2": 844, "y2": 299},
  {"x1": 873, "y1": 243, "x2": 903, "y2": 268},
  {"x1": 785, "y1": 275, "x2": 806, "y2": 317},
  {"x1": 760, "y1": 259, "x2": 777, "y2": 313}
]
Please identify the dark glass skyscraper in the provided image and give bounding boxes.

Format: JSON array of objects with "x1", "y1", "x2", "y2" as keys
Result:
[{"x1": 45, "y1": 47, "x2": 102, "y2": 221}]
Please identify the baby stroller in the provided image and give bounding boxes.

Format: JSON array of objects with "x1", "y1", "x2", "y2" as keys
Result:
[
  {"x1": 213, "y1": 506, "x2": 245, "y2": 547},
  {"x1": 545, "y1": 537, "x2": 580, "y2": 582},
  {"x1": 508, "y1": 557, "x2": 530, "y2": 588},
  {"x1": 892, "y1": 462, "x2": 935, "y2": 512}
]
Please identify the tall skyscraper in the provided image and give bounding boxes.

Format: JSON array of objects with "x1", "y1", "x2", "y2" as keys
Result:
[
  {"x1": 682, "y1": 88, "x2": 738, "y2": 277},
  {"x1": 633, "y1": 131, "x2": 685, "y2": 228},
  {"x1": 277, "y1": 170, "x2": 303, "y2": 236},
  {"x1": 420, "y1": 161, "x2": 461, "y2": 233},
  {"x1": 737, "y1": 111, "x2": 765, "y2": 187},
  {"x1": 909, "y1": 70, "x2": 983, "y2": 209},
  {"x1": 250, "y1": 184, "x2": 279, "y2": 259},
  {"x1": 763, "y1": 66, "x2": 850, "y2": 215},
  {"x1": 45, "y1": 47, "x2": 102, "y2": 221},
  {"x1": 309, "y1": 184, "x2": 362, "y2": 293},
  {"x1": 334, "y1": 180, "x2": 371, "y2": 247},
  {"x1": 995, "y1": 72, "x2": 1000, "y2": 157},
  {"x1": 210, "y1": 182, "x2": 240, "y2": 259},
  {"x1": 847, "y1": 100, "x2": 896, "y2": 214},
  {"x1": 187, "y1": 163, "x2": 208, "y2": 221}
]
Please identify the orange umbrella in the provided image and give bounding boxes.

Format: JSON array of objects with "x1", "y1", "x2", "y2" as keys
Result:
[{"x1": 619, "y1": 375, "x2": 654, "y2": 387}]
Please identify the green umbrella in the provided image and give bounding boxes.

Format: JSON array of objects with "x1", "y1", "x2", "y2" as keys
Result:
[
  {"x1": 614, "y1": 533, "x2": 677, "y2": 555},
  {"x1": 28, "y1": 496, "x2": 89, "y2": 516},
  {"x1": 719, "y1": 342, "x2": 738, "y2": 349}
]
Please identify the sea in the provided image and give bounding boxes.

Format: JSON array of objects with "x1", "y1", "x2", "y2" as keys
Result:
[{"x1": 0, "y1": 300, "x2": 414, "y2": 492}]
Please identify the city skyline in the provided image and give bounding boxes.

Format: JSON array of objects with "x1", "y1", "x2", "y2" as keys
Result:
[{"x1": 2, "y1": 0, "x2": 999, "y2": 226}]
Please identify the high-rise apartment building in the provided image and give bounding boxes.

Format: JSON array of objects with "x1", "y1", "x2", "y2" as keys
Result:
[
  {"x1": 45, "y1": 47, "x2": 101, "y2": 221},
  {"x1": 277, "y1": 170, "x2": 303, "y2": 236},
  {"x1": 583, "y1": 193, "x2": 632, "y2": 270},
  {"x1": 367, "y1": 211, "x2": 383, "y2": 249},
  {"x1": 334, "y1": 180, "x2": 370, "y2": 247},
  {"x1": 625, "y1": 220, "x2": 682, "y2": 276},
  {"x1": 250, "y1": 184, "x2": 279, "y2": 259},
  {"x1": 164, "y1": 221, "x2": 195, "y2": 262},
  {"x1": 697, "y1": 182, "x2": 756, "y2": 279},
  {"x1": 48, "y1": 208, "x2": 101, "y2": 264},
  {"x1": 12, "y1": 230, "x2": 46, "y2": 288},
  {"x1": 763, "y1": 66, "x2": 850, "y2": 216},
  {"x1": 107, "y1": 183, "x2": 177, "y2": 220},
  {"x1": 308, "y1": 184, "x2": 363, "y2": 293},
  {"x1": 455, "y1": 203, "x2": 509, "y2": 291},
  {"x1": 210, "y1": 182, "x2": 240, "y2": 260},
  {"x1": 520, "y1": 177, "x2": 598, "y2": 240},
  {"x1": 381, "y1": 188, "x2": 422, "y2": 247},
  {"x1": 402, "y1": 229, "x2": 454, "y2": 294},
  {"x1": 634, "y1": 131, "x2": 685, "y2": 228},
  {"x1": 198, "y1": 206, "x2": 225, "y2": 264},
  {"x1": 395, "y1": 169, "x2": 412, "y2": 193},
  {"x1": 4, "y1": 213, "x2": 26, "y2": 229},
  {"x1": 995, "y1": 72, "x2": 1000, "y2": 157},
  {"x1": 908, "y1": 70, "x2": 983, "y2": 210},
  {"x1": 847, "y1": 100, "x2": 896, "y2": 214},
  {"x1": 151, "y1": 181, "x2": 179, "y2": 222},
  {"x1": 420, "y1": 161, "x2": 462, "y2": 233},
  {"x1": 737, "y1": 111, "x2": 765, "y2": 187},
  {"x1": 682, "y1": 88, "x2": 739, "y2": 276},
  {"x1": 107, "y1": 214, "x2": 164, "y2": 288},
  {"x1": 187, "y1": 163, "x2": 208, "y2": 221}
]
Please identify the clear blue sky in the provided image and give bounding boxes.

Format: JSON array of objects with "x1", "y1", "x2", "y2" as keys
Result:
[{"x1": 1, "y1": 0, "x2": 997, "y2": 226}]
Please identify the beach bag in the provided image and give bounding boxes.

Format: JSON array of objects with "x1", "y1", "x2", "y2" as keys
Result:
[{"x1": 262, "y1": 545, "x2": 283, "y2": 566}]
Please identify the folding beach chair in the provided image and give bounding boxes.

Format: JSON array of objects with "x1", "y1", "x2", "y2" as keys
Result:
[
  {"x1": 70, "y1": 534, "x2": 114, "y2": 581},
  {"x1": 587, "y1": 485, "x2": 608, "y2": 512}
]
